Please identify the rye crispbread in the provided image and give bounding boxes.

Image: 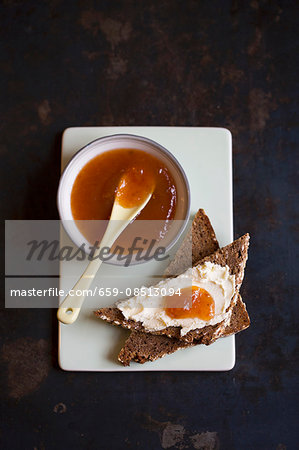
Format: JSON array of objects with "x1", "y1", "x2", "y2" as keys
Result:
[
  {"x1": 118, "y1": 209, "x2": 222, "y2": 365},
  {"x1": 118, "y1": 294, "x2": 250, "y2": 365},
  {"x1": 164, "y1": 209, "x2": 219, "y2": 276},
  {"x1": 94, "y1": 233, "x2": 250, "y2": 343},
  {"x1": 94, "y1": 209, "x2": 220, "y2": 344},
  {"x1": 118, "y1": 212, "x2": 250, "y2": 365}
]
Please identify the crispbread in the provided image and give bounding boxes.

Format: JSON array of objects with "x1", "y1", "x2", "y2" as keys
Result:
[
  {"x1": 164, "y1": 209, "x2": 219, "y2": 276},
  {"x1": 118, "y1": 294, "x2": 250, "y2": 365},
  {"x1": 118, "y1": 210, "x2": 221, "y2": 365},
  {"x1": 94, "y1": 234, "x2": 249, "y2": 343}
]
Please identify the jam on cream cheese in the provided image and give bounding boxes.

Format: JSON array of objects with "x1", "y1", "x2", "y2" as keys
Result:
[{"x1": 117, "y1": 262, "x2": 235, "y2": 336}]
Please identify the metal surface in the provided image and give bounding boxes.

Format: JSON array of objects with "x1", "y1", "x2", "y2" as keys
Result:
[{"x1": 0, "y1": 1, "x2": 298, "y2": 449}]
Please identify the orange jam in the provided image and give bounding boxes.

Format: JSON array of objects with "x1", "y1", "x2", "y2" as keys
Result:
[
  {"x1": 116, "y1": 165, "x2": 155, "y2": 208},
  {"x1": 165, "y1": 286, "x2": 215, "y2": 321},
  {"x1": 70, "y1": 148, "x2": 177, "y2": 246}
]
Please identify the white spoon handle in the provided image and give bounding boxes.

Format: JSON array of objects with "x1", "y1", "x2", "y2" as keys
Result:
[
  {"x1": 57, "y1": 192, "x2": 152, "y2": 325},
  {"x1": 57, "y1": 220, "x2": 126, "y2": 324}
]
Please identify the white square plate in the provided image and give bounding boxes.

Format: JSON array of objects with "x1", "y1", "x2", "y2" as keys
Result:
[{"x1": 59, "y1": 127, "x2": 234, "y2": 371}]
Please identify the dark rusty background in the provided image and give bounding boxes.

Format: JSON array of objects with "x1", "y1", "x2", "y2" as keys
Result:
[{"x1": 0, "y1": 1, "x2": 298, "y2": 449}]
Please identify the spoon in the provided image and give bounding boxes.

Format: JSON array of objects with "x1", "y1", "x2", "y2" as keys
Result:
[{"x1": 57, "y1": 177, "x2": 153, "y2": 325}]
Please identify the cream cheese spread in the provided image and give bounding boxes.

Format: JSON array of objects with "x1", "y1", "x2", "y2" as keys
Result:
[{"x1": 117, "y1": 262, "x2": 236, "y2": 336}]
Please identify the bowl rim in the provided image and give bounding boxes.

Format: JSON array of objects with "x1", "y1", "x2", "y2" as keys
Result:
[{"x1": 57, "y1": 133, "x2": 191, "y2": 266}]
